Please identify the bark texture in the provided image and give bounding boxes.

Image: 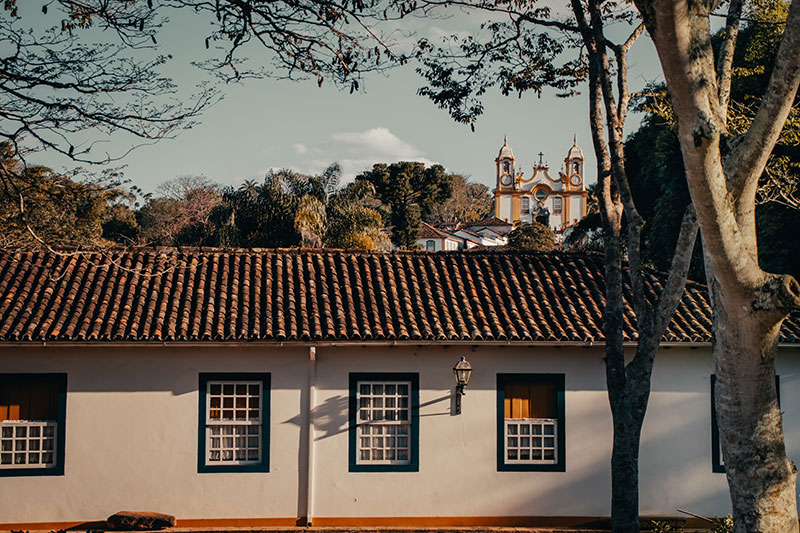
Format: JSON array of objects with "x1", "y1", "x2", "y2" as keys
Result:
[
  {"x1": 634, "y1": 0, "x2": 800, "y2": 530},
  {"x1": 571, "y1": 2, "x2": 699, "y2": 531}
]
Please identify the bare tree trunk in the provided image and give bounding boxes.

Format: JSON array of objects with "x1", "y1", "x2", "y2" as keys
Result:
[
  {"x1": 634, "y1": 0, "x2": 800, "y2": 529},
  {"x1": 575, "y1": 2, "x2": 698, "y2": 530},
  {"x1": 609, "y1": 400, "x2": 644, "y2": 533},
  {"x1": 608, "y1": 365, "x2": 650, "y2": 533},
  {"x1": 712, "y1": 285, "x2": 798, "y2": 531}
]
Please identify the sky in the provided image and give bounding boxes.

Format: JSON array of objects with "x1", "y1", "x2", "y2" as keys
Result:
[{"x1": 31, "y1": 4, "x2": 666, "y2": 196}]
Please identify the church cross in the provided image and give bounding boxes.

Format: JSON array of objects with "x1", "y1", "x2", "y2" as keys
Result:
[{"x1": 538, "y1": 152, "x2": 544, "y2": 164}]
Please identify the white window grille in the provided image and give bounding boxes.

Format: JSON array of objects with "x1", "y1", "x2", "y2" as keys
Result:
[
  {"x1": 356, "y1": 381, "x2": 411, "y2": 465},
  {"x1": 521, "y1": 197, "x2": 530, "y2": 214},
  {"x1": 553, "y1": 197, "x2": 563, "y2": 213},
  {"x1": 0, "y1": 421, "x2": 57, "y2": 468},
  {"x1": 426, "y1": 240, "x2": 435, "y2": 251},
  {"x1": 206, "y1": 381, "x2": 262, "y2": 465},
  {"x1": 504, "y1": 418, "x2": 557, "y2": 464}
]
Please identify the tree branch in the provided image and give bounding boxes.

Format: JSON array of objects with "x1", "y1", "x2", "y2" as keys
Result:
[
  {"x1": 725, "y1": 0, "x2": 800, "y2": 204},
  {"x1": 716, "y1": 0, "x2": 742, "y2": 120},
  {"x1": 654, "y1": 204, "x2": 699, "y2": 334}
]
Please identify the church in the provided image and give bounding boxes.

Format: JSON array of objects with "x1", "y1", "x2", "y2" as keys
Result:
[{"x1": 493, "y1": 136, "x2": 588, "y2": 230}]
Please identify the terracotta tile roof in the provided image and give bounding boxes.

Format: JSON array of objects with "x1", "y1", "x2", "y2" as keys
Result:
[
  {"x1": 417, "y1": 223, "x2": 456, "y2": 241},
  {"x1": 475, "y1": 216, "x2": 513, "y2": 227},
  {"x1": 0, "y1": 249, "x2": 798, "y2": 344}
]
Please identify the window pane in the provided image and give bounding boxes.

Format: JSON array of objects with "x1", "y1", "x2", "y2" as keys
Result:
[
  {"x1": 355, "y1": 380, "x2": 413, "y2": 466},
  {"x1": 205, "y1": 379, "x2": 264, "y2": 466},
  {"x1": 0, "y1": 420, "x2": 58, "y2": 470},
  {"x1": 501, "y1": 376, "x2": 561, "y2": 467}
]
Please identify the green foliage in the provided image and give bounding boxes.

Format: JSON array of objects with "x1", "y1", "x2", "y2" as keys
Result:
[
  {"x1": 325, "y1": 180, "x2": 387, "y2": 250},
  {"x1": 416, "y1": 20, "x2": 586, "y2": 128},
  {"x1": 563, "y1": 212, "x2": 604, "y2": 252},
  {"x1": 424, "y1": 174, "x2": 493, "y2": 225},
  {"x1": 624, "y1": 117, "x2": 706, "y2": 281},
  {"x1": 0, "y1": 144, "x2": 129, "y2": 250},
  {"x1": 295, "y1": 194, "x2": 327, "y2": 248},
  {"x1": 710, "y1": 515, "x2": 734, "y2": 532},
  {"x1": 508, "y1": 222, "x2": 556, "y2": 251},
  {"x1": 186, "y1": 163, "x2": 386, "y2": 250},
  {"x1": 102, "y1": 204, "x2": 140, "y2": 244},
  {"x1": 357, "y1": 161, "x2": 454, "y2": 249},
  {"x1": 634, "y1": 0, "x2": 799, "y2": 210},
  {"x1": 623, "y1": 0, "x2": 800, "y2": 279},
  {"x1": 648, "y1": 519, "x2": 685, "y2": 532},
  {"x1": 208, "y1": 170, "x2": 309, "y2": 248},
  {"x1": 755, "y1": 202, "x2": 800, "y2": 279}
]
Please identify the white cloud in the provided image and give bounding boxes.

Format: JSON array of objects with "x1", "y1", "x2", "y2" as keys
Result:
[
  {"x1": 287, "y1": 127, "x2": 435, "y2": 182},
  {"x1": 427, "y1": 26, "x2": 472, "y2": 45},
  {"x1": 328, "y1": 127, "x2": 423, "y2": 160}
]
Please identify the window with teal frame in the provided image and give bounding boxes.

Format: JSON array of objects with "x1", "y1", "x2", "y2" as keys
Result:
[
  {"x1": 497, "y1": 373, "x2": 565, "y2": 472},
  {"x1": 198, "y1": 373, "x2": 270, "y2": 473},
  {"x1": 0, "y1": 373, "x2": 67, "y2": 477},
  {"x1": 349, "y1": 372, "x2": 419, "y2": 472}
]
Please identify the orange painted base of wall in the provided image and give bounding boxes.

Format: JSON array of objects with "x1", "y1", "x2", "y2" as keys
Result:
[
  {"x1": 0, "y1": 521, "x2": 108, "y2": 531},
  {"x1": 309, "y1": 516, "x2": 603, "y2": 527},
  {"x1": 0, "y1": 516, "x2": 720, "y2": 531}
]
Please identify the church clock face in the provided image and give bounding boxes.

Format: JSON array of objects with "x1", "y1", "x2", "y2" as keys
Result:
[
  {"x1": 570, "y1": 175, "x2": 582, "y2": 186},
  {"x1": 501, "y1": 173, "x2": 513, "y2": 186}
]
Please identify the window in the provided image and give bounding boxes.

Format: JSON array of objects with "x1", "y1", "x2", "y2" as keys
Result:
[
  {"x1": 573, "y1": 162, "x2": 580, "y2": 173},
  {"x1": 711, "y1": 374, "x2": 779, "y2": 473},
  {"x1": 0, "y1": 374, "x2": 67, "y2": 476},
  {"x1": 497, "y1": 374, "x2": 565, "y2": 472},
  {"x1": 426, "y1": 240, "x2": 436, "y2": 251},
  {"x1": 553, "y1": 196, "x2": 563, "y2": 213},
  {"x1": 198, "y1": 373, "x2": 270, "y2": 473},
  {"x1": 349, "y1": 373, "x2": 419, "y2": 472},
  {"x1": 535, "y1": 189, "x2": 547, "y2": 202},
  {"x1": 503, "y1": 161, "x2": 510, "y2": 173},
  {"x1": 521, "y1": 197, "x2": 530, "y2": 214}
]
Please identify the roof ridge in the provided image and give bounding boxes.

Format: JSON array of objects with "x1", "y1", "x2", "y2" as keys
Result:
[{"x1": 1, "y1": 247, "x2": 605, "y2": 258}]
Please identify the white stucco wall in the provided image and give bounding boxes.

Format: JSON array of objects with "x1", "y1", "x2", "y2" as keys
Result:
[
  {"x1": 0, "y1": 346, "x2": 308, "y2": 523},
  {"x1": 498, "y1": 196, "x2": 512, "y2": 223},
  {"x1": 416, "y1": 238, "x2": 440, "y2": 251},
  {"x1": 1, "y1": 344, "x2": 799, "y2": 524},
  {"x1": 569, "y1": 195, "x2": 584, "y2": 226}
]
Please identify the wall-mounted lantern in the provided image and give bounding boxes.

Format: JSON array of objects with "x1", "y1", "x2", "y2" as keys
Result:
[{"x1": 453, "y1": 356, "x2": 473, "y2": 415}]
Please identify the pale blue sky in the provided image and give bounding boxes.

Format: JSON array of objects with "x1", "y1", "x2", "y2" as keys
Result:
[{"x1": 31, "y1": 6, "x2": 665, "y2": 195}]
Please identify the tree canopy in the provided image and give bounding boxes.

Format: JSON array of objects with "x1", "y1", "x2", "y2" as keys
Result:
[
  {"x1": 632, "y1": 0, "x2": 800, "y2": 528},
  {"x1": 0, "y1": 144, "x2": 129, "y2": 250},
  {"x1": 357, "y1": 161, "x2": 455, "y2": 249},
  {"x1": 507, "y1": 222, "x2": 557, "y2": 251},
  {"x1": 424, "y1": 174, "x2": 493, "y2": 225}
]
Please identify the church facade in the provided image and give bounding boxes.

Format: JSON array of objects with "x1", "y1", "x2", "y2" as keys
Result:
[{"x1": 493, "y1": 136, "x2": 588, "y2": 230}]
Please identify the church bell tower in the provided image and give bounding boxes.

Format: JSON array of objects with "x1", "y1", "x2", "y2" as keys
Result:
[{"x1": 494, "y1": 135, "x2": 517, "y2": 222}]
